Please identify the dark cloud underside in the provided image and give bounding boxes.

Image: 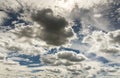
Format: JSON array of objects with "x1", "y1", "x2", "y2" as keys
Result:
[{"x1": 31, "y1": 8, "x2": 73, "y2": 46}]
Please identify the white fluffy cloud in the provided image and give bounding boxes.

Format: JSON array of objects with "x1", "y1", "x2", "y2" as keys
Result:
[
  {"x1": 41, "y1": 51, "x2": 87, "y2": 66},
  {"x1": 0, "y1": 27, "x2": 46, "y2": 55},
  {"x1": 83, "y1": 30, "x2": 120, "y2": 64},
  {"x1": 83, "y1": 30, "x2": 120, "y2": 54},
  {"x1": 0, "y1": 59, "x2": 34, "y2": 78},
  {"x1": 0, "y1": 50, "x2": 105, "y2": 78},
  {"x1": 0, "y1": 0, "x2": 120, "y2": 78},
  {"x1": 40, "y1": 51, "x2": 103, "y2": 78}
]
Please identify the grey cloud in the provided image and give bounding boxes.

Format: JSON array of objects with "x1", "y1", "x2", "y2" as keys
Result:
[
  {"x1": 83, "y1": 30, "x2": 120, "y2": 54},
  {"x1": 31, "y1": 8, "x2": 73, "y2": 46},
  {"x1": 70, "y1": 5, "x2": 110, "y2": 31},
  {"x1": 108, "y1": 30, "x2": 120, "y2": 45},
  {"x1": 41, "y1": 51, "x2": 86, "y2": 66},
  {"x1": 0, "y1": 1, "x2": 74, "y2": 46},
  {"x1": 41, "y1": 54, "x2": 73, "y2": 66},
  {"x1": 13, "y1": 26, "x2": 35, "y2": 38},
  {"x1": 57, "y1": 52, "x2": 85, "y2": 62},
  {"x1": 100, "y1": 48, "x2": 120, "y2": 53},
  {"x1": 41, "y1": 55, "x2": 56, "y2": 65},
  {"x1": 0, "y1": 54, "x2": 4, "y2": 61},
  {"x1": 70, "y1": 0, "x2": 120, "y2": 31}
]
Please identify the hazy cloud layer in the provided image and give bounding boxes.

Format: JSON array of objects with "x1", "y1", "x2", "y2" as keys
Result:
[{"x1": 70, "y1": 0, "x2": 120, "y2": 32}]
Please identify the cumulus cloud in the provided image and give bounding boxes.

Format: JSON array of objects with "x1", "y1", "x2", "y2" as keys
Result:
[
  {"x1": 31, "y1": 8, "x2": 73, "y2": 46},
  {"x1": 0, "y1": 1, "x2": 74, "y2": 57},
  {"x1": 0, "y1": 50, "x2": 104, "y2": 78},
  {"x1": 0, "y1": 0, "x2": 120, "y2": 78},
  {"x1": 0, "y1": 55, "x2": 119, "y2": 78},
  {"x1": 57, "y1": 51, "x2": 85, "y2": 62},
  {"x1": 0, "y1": 59, "x2": 34, "y2": 78},
  {"x1": 0, "y1": 0, "x2": 74, "y2": 46},
  {"x1": 40, "y1": 51, "x2": 104, "y2": 78},
  {"x1": 41, "y1": 51, "x2": 86, "y2": 66},
  {"x1": 0, "y1": 28, "x2": 46, "y2": 55},
  {"x1": 83, "y1": 30, "x2": 120, "y2": 56}
]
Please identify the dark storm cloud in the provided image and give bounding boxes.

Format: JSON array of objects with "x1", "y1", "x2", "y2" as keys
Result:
[{"x1": 31, "y1": 8, "x2": 73, "y2": 46}]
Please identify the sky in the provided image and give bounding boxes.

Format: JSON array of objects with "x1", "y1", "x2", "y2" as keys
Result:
[{"x1": 0, "y1": 0, "x2": 120, "y2": 78}]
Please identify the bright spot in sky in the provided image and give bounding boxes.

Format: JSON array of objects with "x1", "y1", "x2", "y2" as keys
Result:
[{"x1": 56, "y1": 0, "x2": 75, "y2": 10}]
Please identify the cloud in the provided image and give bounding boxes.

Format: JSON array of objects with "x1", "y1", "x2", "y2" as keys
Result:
[
  {"x1": 0, "y1": 50, "x2": 103, "y2": 78},
  {"x1": 0, "y1": 1, "x2": 74, "y2": 56},
  {"x1": 0, "y1": 59, "x2": 33, "y2": 78},
  {"x1": 70, "y1": 0, "x2": 120, "y2": 32},
  {"x1": 31, "y1": 8, "x2": 73, "y2": 46},
  {"x1": 41, "y1": 51, "x2": 86, "y2": 66},
  {"x1": 0, "y1": 54, "x2": 119, "y2": 78},
  {"x1": 0, "y1": 12, "x2": 8, "y2": 25},
  {"x1": 0, "y1": 0, "x2": 120, "y2": 78},
  {"x1": 0, "y1": 28, "x2": 46, "y2": 55},
  {"x1": 57, "y1": 51, "x2": 85, "y2": 62},
  {"x1": 0, "y1": 6, "x2": 74, "y2": 47},
  {"x1": 83, "y1": 30, "x2": 120, "y2": 57},
  {"x1": 40, "y1": 51, "x2": 104, "y2": 78}
]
